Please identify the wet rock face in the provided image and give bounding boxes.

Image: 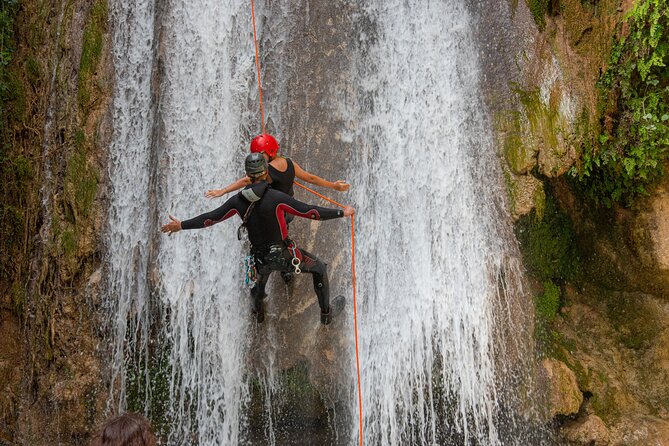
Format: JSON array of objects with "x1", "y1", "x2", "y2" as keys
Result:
[
  {"x1": 561, "y1": 414, "x2": 610, "y2": 446},
  {"x1": 1, "y1": 0, "x2": 113, "y2": 443},
  {"x1": 244, "y1": 0, "x2": 356, "y2": 442},
  {"x1": 636, "y1": 185, "x2": 669, "y2": 272},
  {"x1": 476, "y1": 0, "x2": 669, "y2": 444},
  {"x1": 541, "y1": 358, "x2": 583, "y2": 419}
]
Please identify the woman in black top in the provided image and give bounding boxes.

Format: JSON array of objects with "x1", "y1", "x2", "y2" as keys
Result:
[{"x1": 205, "y1": 133, "x2": 350, "y2": 198}]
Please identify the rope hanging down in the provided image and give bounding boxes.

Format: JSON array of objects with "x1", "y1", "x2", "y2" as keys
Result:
[
  {"x1": 249, "y1": 2, "x2": 363, "y2": 443},
  {"x1": 250, "y1": 0, "x2": 266, "y2": 134},
  {"x1": 293, "y1": 182, "x2": 363, "y2": 446}
]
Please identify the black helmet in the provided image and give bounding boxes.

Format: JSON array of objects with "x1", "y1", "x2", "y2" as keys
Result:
[{"x1": 245, "y1": 153, "x2": 267, "y2": 178}]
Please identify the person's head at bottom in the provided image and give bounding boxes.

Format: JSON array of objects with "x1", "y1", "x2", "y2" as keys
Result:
[{"x1": 90, "y1": 412, "x2": 156, "y2": 446}]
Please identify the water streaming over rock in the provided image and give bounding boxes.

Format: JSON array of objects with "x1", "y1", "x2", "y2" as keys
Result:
[
  {"x1": 107, "y1": 0, "x2": 258, "y2": 443},
  {"x1": 106, "y1": 0, "x2": 547, "y2": 444},
  {"x1": 339, "y1": 1, "x2": 544, "y2": 444}
]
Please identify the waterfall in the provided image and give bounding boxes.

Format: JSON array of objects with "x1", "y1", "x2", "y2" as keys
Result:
[
  {"x1": 340, "y1": 1, "x2": 542, "y2": 444},
  {"x1": 107, "y1": 0, "x2": 258, "y2": 443},
  {"x1": 106, "y1": 0, "x2": 547, "y2": 444},
  {"x1": 106, "y1": 0, "x2": 157, "y2": 414}
]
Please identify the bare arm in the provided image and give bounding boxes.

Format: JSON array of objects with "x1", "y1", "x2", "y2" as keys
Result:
[
  {"x1": 293, "y1": 161, "x2": 350, "y2": 191},
  {"x1": 205, "y1": 176, "x2": 252, "y2": 198}
]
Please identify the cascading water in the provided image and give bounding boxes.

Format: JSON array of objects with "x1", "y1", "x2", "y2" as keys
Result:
[
  {"x1": 340, "y1": 1, "x2": 544, "y2": 444},
  {"x1": 107, "y1": 0, "x2": 260, "y2": 444},
  {"x1": 107, "y1": 0, "x2": 548, "y2": 444},
  {"x1": 106, "y1": 0, "x2": 157, "y2": 413}
]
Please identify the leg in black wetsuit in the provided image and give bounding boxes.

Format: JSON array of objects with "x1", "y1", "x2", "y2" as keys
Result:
[
  {"x1": 280, "y1": 214, "x2": 295, "y2": 284},
  {"x1": 250, "y1": 243, "x2": 330, "y2": 322}
]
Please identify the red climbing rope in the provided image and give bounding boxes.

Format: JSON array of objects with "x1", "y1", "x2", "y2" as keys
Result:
[
  {"x1": 249, "y1": 2, "x2": 363, "y2": 443},
  {"x1": 250, "y1": 0, "x2": 266, "y2": 134}
]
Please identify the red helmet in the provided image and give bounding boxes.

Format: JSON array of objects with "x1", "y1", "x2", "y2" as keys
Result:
[{"x1": 250, "y1": 134, "x2": 279, "y2": 158}]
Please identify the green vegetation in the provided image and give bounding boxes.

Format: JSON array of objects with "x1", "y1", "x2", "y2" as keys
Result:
[
  {"x1": 534, "y1": 280, "x2": 561, "y2": 346},
  {"x1": 0, "y1": 1, "x2": 22, "y2": 279},
  {"x1": 514, "y1": 194, "x2": 580, "y2": 283},
  {"x1": 65, "y1": 132, "x2": 99, "y2": 220},
  {"x1": 0, "y1": 0, "x2": 18, "y2": 114},
  {"x1": 528, "y1": 0, "x2": 551, "y2": 30},
  {"x1": 577, "y1": 0, "x2": 669, "y2": 207},
  {"x1": 78, "y1": 0, "x2": 107, "y2": 108},
  {"x1": 515, "y1": 192, "x2": 582, "y2": 353},
  {"x1": 536, "y1": 281, "x2": 561, "y2": 323},
  {"x1": 126, "y1": 347, "x2": 172, "y2": 438}
]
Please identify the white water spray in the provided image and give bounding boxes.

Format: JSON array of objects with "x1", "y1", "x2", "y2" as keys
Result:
[
  {"x1": 107, "y1": 0, "x2": 544, "y2": 444},
  {"x1": 106, "y1": 0, "x2": 157, "y2": 412},
  {"x1": 107, "y1": 0, "x2": 260, "y2": 443},
  {"x1": 340, "y1": 1, "x2": 537, "y2": 444}
]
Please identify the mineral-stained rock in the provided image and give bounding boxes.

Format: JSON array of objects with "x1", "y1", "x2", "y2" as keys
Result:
[
  {"x1": 637, "y1": 186, "x2": 669, "y2": 272},
  {"x1": 562, "y1": 414, "x2": 610, "y2": 446},
  {"x1": 506, "y1": 169, "x2": 545, "y2": 220},
  {"x1": 541, "y1": 358, "x2": 583, "y2": 417},
  {"x1": 609, "y1": 416, "x2": 669, "y2": 446}
]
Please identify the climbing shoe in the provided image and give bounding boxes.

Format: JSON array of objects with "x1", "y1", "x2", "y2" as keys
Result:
[
  {"x1": 252, "y1": 300, "x2": 265, "y2": 323},
  {"x1": 320, "y1": 295, "x2": 345, "y2": 325},
  {"x1": 281, "y1": 271, "x2": 293, "y2": 284},
  {"x1": 251, "y1": 288, "x2": 267, "y2": 323}
]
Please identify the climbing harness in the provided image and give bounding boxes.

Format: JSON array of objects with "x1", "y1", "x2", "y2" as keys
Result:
[
  {"x1": 237, "y1": 199, "x2": 257, "y2": 241},
  {"x1": 249, "y1": 3, "x2": 363, "y2": 444},
  {"x1": 244, "y1": 255, "x2": 258, "y2": 286},
  {"x1": 287, "y1": 241, "x2": 302, "y2": 274}
]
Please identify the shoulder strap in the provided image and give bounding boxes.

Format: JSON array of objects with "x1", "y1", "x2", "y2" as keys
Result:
[{"x1": 237, "y1": 186, "x2": 267, "y2": 241}]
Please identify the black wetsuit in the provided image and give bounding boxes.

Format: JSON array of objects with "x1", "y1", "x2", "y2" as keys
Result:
[{"x1": 180, "y1": 181, "x2": 344, "y2": 317}]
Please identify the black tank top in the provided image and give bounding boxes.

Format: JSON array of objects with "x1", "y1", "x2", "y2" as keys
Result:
[{"x1": 268, "y1": 157, "x2": 295, "y2": 196}]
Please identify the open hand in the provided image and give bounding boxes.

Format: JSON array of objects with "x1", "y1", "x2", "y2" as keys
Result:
[
  {"x1": 205, "y1": 189, "x2": 225, "y2": 199},
  {"x1": 333, "y1": 180, "x2": 350, "y2": 192},
  {"x1": 161, "y1": 215, "x2": 182, "y2": 235}
]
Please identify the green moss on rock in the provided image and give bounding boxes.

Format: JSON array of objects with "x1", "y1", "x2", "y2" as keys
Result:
[
  {"x1": 78, "y1": 0, "x2": 107, "y2": 108},
  {"x1": 514, "y1": 193, "x2": 580, "y2": 282}
]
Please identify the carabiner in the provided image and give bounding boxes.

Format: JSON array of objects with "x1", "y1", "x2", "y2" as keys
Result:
[{"x1": 287, "y1": 244, "x2": 302, "y2": 274}]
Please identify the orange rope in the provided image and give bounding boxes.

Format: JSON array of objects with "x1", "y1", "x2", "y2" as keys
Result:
[
  {"x1": 294, "y1": 182, "x2": 363, "y2": 446},
  {"x1": 249, "y1": 2, "x2": 363, "y2": 442},
  {"x1": 250, "y1": 0, "x2": 266, "y2": 134}
]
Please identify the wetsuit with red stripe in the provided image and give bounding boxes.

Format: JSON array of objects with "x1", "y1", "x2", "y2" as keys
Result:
[{"x1": 180, "y1": 181, "x2": 344, "y2": 315}]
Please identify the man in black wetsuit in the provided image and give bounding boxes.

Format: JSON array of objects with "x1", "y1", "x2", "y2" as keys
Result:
[{"x1": 161, "y1": 153, "x2": 354, "y2": 324}]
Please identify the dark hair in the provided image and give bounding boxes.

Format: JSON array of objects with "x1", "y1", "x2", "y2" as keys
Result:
[{"x1": 90, "y1": 412, "x2": 156, "y2": 446}]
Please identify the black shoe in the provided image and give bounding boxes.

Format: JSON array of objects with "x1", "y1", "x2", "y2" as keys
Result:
[
  {"x1": 320, "y1": 295, "x2": 345, "y2": 325},
  {"x1": 251, "y1": 291, "x2": 267, "y2": 323},
  {"x1": 281, "y1": 271, "x2": 293, "y2": 284},
  {"x1": 252, "y1": 300, "x2": 265, "y2": 323}
]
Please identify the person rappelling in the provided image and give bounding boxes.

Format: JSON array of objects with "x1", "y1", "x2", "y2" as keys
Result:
[
  {"x1": 205, "y1": 134, "x2": 350, "y2": 199},
  {"x1": 161, "y1": 153, "x2": 354, "y2": 324},
  {"x1": 205, "y1": 133, "x2": 350, "y2": 284}
]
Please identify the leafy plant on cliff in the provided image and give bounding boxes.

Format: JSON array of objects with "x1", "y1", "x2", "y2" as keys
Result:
[
  {"x1": 579, "y1": 0, "x2": 669, "y2": 207},
  {"x1": 0, "y1": 0, "x2": 18, "y2": 106}
]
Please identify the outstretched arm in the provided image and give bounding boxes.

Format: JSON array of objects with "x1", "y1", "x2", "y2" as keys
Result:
[
  {"x1": 293, "y1": 161, "x2": 350, "y2": 192},
  {"x1": 205, "y1": 176, "x2": 252, "y2": 198},
  {"x1": 277, "y1": 193, "x2": 354, "y2": 221},
  {"x1": 161, "y1": 197, "x2": 242, "y2": 234}
]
